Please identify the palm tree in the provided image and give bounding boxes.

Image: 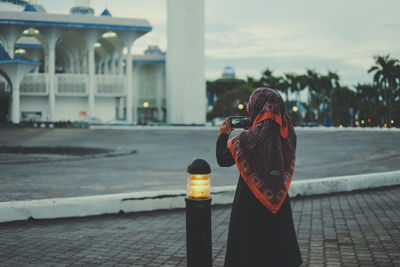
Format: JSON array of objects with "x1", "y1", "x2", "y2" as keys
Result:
[
  {"x1": 368, "y1": 54, "x2": 400, "y2": 126},
  {"x1": 304, "y1": 69, "x2": 320, "y2": 121},
  {"x1": 326, "y1": 71, "x2": 340, "y2": 119},
  {"x1": 355, "y1": 83, "x2": 385, "y2": 126},
  {"x1": 260, "y1": 68, "x2": 281, "y2": 90}
]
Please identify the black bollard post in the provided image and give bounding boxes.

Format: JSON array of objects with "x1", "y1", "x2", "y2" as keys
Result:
[{"x1": 186, "y1": 158, "x2": 212, "y2": 267}]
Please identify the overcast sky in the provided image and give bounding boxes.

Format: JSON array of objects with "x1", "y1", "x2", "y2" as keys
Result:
[{"x1": 38, "y1": 0, "x2": 400, "y2": 87}]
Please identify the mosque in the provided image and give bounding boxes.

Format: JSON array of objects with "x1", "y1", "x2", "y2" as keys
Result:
[{"x1": 0, "y1": 0, "x2": 206, "y2": 125}]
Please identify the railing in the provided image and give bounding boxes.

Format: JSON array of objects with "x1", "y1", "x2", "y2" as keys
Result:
[
  {"x1": 20, "y1": 73, "x2": 47, "y2": 96},
  {"x1": 56, "y1": 73, "x2": 88, "y2": 96},
  {"x1": 96, "y1": 74, "x2": 126, "y2": 96},
  {"x1": 3, "y1": 73, "x2": 130, "y2": 97}
]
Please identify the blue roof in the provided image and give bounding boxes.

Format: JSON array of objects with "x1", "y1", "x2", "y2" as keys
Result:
[
  {"x1": 0, "y1": 19, "x2": 151, "y2": 32},
  {"x1": 0, "y1": 44, "x2": 11, "y2": 60},
  {"x1": 23, "y1": 4, "x2": 37, "y2": 12},
  {"x1": 0, "y1": 59, "x2": 40, "y2": 66},
  {"x1": 101, "y1": 8, "x2": 112, "y2": 16}
]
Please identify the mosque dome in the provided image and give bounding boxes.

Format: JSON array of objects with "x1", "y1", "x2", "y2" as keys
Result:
[
  {"x1": 0, "y1": 0, "x2": 45, "y2": 12},
  {"x1": 222, "y1": 66, "x2": 235, "y2": 79},
  {"x1": 69, "y1": 0, "x2": 94, "y2": 15}
]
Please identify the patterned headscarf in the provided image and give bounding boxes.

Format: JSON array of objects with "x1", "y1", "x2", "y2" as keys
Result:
[{"x1": 228, "y1": 88, "x2": 296, "y2": 214}]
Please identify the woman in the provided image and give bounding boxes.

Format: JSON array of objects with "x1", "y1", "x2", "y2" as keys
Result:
[{"x1": 216, "y1": 88, "x2": 302, "y2": 267}]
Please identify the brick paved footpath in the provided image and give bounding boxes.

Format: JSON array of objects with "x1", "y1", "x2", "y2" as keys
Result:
[{"x1": 0, "y1": 186, "x2": 399, "y2": 267}]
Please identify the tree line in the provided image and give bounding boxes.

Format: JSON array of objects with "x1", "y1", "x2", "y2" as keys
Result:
[{"x1": 207, "y1": 54, "x2": 400, "y2": 128}]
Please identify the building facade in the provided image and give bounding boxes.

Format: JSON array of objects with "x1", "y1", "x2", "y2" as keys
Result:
[{"x1": 0, "y1": 0, "x2": 167, "y2": 124}]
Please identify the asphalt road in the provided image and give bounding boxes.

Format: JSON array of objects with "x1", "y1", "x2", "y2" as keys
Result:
[{"x1": 0, "y1": 127, "x2": 399, "y2": 201}]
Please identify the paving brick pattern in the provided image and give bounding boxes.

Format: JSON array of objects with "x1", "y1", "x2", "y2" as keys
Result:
[{"x1": 0, "y1": 186, "x2": 399, "y2": 266}]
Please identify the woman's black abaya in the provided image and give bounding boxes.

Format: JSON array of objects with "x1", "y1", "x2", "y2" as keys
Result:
[{"x1": 217, "y1": 133, "x2": 303, "y2": 267}]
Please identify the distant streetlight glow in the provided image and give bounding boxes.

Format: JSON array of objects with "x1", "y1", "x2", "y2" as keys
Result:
[
  {"x1": 368, "y1": 118, "x2": 371, "y2": 123},
  {"x1": 355, "y1": 121, "x2": 359, "y2": 126},
  {"x1": 143, "y1": 101, "x2": 149, "y2": 108},
  {"x1": 391, "y1": 120, "x2": 394, "y2": 124},
  {"x1": 238, "y1": 104, "x2": 244, "y2": 110},
  {"x1": 339, "y1": 124, "x2": 343, "y2": 128},
  {"x1": 94, "y1": 42, "x2": 102, "y2": 48},
  {"x1": 361, "y1": 120, "x2": 365, "y2": 125},
  {"x1": 384, "y1": 124, "x2": 387, "y2": 127},
  {"x1": 292, "y1": 106, "x2": 298, "y2": 112}
]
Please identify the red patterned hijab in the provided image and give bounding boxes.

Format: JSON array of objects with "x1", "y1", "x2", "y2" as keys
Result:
[{"x1": 228, "y1": 88, "x2": 296, "y2": 214}]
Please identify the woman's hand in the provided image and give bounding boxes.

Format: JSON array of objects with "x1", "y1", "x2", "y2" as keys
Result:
[
  {"x1": 218, "y1": 119, "x2": 233, "y2": 136},
  {"x1": 244, "y1": 117, "x2": 251, "y2": 130}
]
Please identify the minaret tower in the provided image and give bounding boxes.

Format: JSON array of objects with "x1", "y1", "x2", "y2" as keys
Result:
[{"x1": 166, "y1": 0, "x2": 206, "y2": 124}]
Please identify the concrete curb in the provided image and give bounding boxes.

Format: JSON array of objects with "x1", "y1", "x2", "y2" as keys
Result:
[
  {"x1": 90, "y1": 125, "x2": 400, "y2": 131},
  {"x1": 1, "y1": 170, "x2": 399, "y2": 223}
]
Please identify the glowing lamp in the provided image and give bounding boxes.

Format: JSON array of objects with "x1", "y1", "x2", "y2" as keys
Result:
[
  {"x1": 185, "y1": 158, "x2": 212, "y2": 267},
  {"x1": 292, "y1": 106, "x2": 298, "y2": 112},
  {"x1": 187, "y1": 174, "x2": 210, "y2": 200},
  {"x1": 238, "y1": 104, "x2": 244, "y2": 110},
  {"x1": 391, "y1": 120, "x2": 394, "y2": 124},
  {"x1": 361, "y1": 120, "x2": 365, "y2": 125},
  {"x1": 143, "y1": 101, "x2": 149, "y2": 108},
  {"x1": 186, "y1": 159, "x2": 211, "y2": 200}
]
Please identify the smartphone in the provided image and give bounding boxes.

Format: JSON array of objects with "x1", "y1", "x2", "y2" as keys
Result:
[{"x1": 228, "y1": 116, "x2": 250, "y2": 128}]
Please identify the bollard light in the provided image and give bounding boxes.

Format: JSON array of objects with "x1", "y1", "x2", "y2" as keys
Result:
[
  {"x1": 187, "y1": 174, "x2": 210, "y2": 200},
  {"x1": 185, "y1": 158, "x2": 212, "y2": 267}
]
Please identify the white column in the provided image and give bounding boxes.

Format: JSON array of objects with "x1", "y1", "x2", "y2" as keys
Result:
[
  {"x1": 11, "y1": 80, "x2": 20, "y2": 123},
  {"x1": 8, "y1": 44, "x2": 15, "y2": 59},
  {"x1": 82, "y1": 52, "x2": 88, "y2": 73},
  {"x1": 167, "y1": 0, "x2": 206, "y2": 124},
  {"x1": 6, "y1": 62, "x2": 39, "y2": 123},
  {"x1": 126, "y1": 44, "x2": 135, "y2": 122},
  {"x1": 66, "y1": 50, "x2": 74, "y2": 73},
  {"x1": 97, "y1": 59, "x2": 103, "y2": 74},
  {"x1": 104, "y1": 56, "x2": 110, "y2": 74},
  {"x1": 88, "y1": 45, "x2": 95, "y2": 119},
  {"x1": 48, "y1": 41, "x2": 56, "y2": 121},
  {"x1": 119, "y1": 97, "x2": 124, "y2": 119},
  {"x1": 156, "y1": 65, "x2": 163, "y2": 121},
  {"x1": 118, "y1": 55, "x2": 124, "y2": 75},
  {"x1": 75, "y1": 54, "x2": 81, "y2": 73},
  {"x1": 111, "y1": 53, "x2": 118, "y2": 75},
  {"x1": 0, "y1": 25, "x2": 20, "y2": 59},
  {"x1": 80, "y1": 30, "x2": 102, "y2": 120}
]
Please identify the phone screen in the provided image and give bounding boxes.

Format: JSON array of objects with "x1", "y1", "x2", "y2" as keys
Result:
[{"x1": 230, "y1": 117, "x2": 248, "y2": 128}]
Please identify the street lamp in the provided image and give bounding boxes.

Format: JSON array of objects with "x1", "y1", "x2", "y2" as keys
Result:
[
  {"x1": 238, "y1": 103, "x2": 244, "y2": 110},
  {"x1": 292, "y1": 106, "x2": 298, "y2": 112},
  {"x1": 186, "y1": 159, "x2": 212, "y2": 267}
]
